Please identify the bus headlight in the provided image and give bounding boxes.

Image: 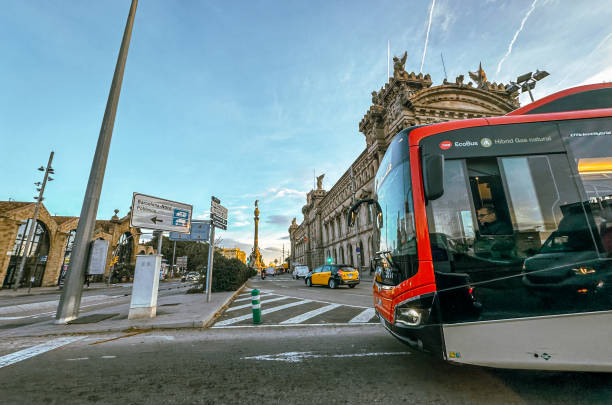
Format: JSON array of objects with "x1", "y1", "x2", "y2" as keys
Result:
[{"x1": 395, "y1": 308, "x2": 423, "y2": 326}]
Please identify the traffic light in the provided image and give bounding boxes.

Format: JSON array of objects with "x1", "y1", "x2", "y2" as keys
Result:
[{"x1": 327, "y1": 257, "x2": 332, "y2": 264}]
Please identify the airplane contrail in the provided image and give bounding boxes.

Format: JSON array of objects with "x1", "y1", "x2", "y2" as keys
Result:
[
  {"x1": 420, "y1": 0, "x2": 436, "y2": 73},
  {"x1": 496, "y1": 0, "x2": 538, "y2": 74}
]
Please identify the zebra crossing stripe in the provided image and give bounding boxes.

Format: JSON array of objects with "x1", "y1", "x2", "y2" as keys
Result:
[
  {"x1": 235, "y1": 293, "x2": 274, "y2": 302},
  {"x1": 0, "y1": 336, "x2": 87, "y2": 369},
  {"x1": 227, "y1": 296, "x2": 291, "y2": 312},
  {"x1": 215, "y1": 300, "x2": 312, "y2": 326},
  {"x1": 349, "y1": 308, "x2": 376, "y2": 323},
  {"x1": 280, "y1": 304, "x2": 340, "y2": 324}
]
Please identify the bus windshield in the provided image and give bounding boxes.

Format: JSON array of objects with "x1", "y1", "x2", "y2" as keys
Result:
[{"x1": 374, "y1": 132, "x2": 418, "y2": 285}]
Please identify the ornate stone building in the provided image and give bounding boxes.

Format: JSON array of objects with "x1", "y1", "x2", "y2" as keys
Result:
[
  {"x1": 218, "y1": 247, "x2": 247, "y2": 264},
  {"x1": 0, "y1": 201, "x2": 143, "y2": 288},
  {"x1": 289, "y1": 56, "x2": 520, "y2": 271}
]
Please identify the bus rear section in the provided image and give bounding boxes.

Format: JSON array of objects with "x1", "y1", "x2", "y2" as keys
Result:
[{"x1": 370, "y1": 109, "x2": 612, "y2": 371}]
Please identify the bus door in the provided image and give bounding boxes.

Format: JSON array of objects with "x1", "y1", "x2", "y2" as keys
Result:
[{"x1": 423, "y1": 119, "x2": 612, "y2": 325}]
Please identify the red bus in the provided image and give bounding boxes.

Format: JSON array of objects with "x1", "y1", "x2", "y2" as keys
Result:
[{"x1": 348, "y1": 83, "x2": 612, "y2": 371}]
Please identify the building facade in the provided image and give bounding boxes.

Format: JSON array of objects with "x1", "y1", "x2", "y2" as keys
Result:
[
  {"x1": 289, "y1": 58, "x2": 519, "y2": 272},
  {"x1": 0, "y1": 202, "x2": 143, "y2": 288},
  {"x1": 218, "y1": 247, "x2": 247, "y2": 264}
]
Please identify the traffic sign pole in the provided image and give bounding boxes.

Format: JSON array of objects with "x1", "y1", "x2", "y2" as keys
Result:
[{"x1": 205, "y1": 224, "x2": 215, "y2": 303}]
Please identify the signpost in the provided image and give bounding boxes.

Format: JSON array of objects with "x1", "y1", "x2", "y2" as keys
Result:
[
  {"x1": 210, "y1": 198, "x2": 228, "y2": 231},
  {"x1": 169, "y1": 220, "x2": 210, "y2": 241},
  {"x1": 130, "y1": 193, "x2": 192, "y2": 233},
  {"x1": 205, "y1": 196, "x2": 228, "y2": 302}
]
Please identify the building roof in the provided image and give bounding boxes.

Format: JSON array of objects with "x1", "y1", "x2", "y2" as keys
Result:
[
  {"x1": 0, "y1": 201, "x2": 33, "y2": 214},
  {"x1": 52, "y1": 215, "x2": 78, "y2": 225}
]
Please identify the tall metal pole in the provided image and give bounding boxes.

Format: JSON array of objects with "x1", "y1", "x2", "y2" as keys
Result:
[
  {"x1": 14, "y1": 151, "x2": 54, "y2": 291},
  {"x1": 171, "y1": 241, "x2": 176, "y2": 278},
  {"x1": 56, "y1": 0, "x2": 138, "y2": 323},
  {"x1": 205, "y1": 225, "x2": 216, "y2": 303}
]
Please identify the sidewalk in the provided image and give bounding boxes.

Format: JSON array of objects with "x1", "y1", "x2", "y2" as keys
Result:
[
  {"x1": 0, "y1": 282, "x2": 121, "y2": 299},
  {"x1": 0, "y1": 283, "x2": 247, "y2": 339}
]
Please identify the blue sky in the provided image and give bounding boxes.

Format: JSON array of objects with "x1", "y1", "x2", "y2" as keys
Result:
[{"x1": 1, "y1": 0, "x2": 611, "y2": 263}]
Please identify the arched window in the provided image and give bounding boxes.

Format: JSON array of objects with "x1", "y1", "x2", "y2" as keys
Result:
[
  {"x1": 3, "y1": 219, "x2": 50, "y2": 288},
  {"x1": 113, "y1": 232, "x2": 134, "y2": 282},
  {"x1": 347, "y1": 244, "x2": 353, "y2": 265},
  {"x1": 359, "y1": 240, "x2": 365, "y2": 267},
  {"x1": 339, "y1": 246, "x2": 345, "y2": 264},
  {"x1": 58, "y1": 229, "x2": 77, "y2": 285}
]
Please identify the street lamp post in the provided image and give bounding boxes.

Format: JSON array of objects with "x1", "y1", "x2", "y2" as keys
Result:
[
  {"x1": 13, "y1": 151, "x2": 55, "y2": 292},
  {"x1": 505, "y1": 69, "x2": 550, "y2": 102},
  {"x1": 56, "y1": 0, "x2": 138, "y2": 324}
]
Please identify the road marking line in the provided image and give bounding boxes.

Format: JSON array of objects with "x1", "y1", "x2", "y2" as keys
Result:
[
  {"x1": 101, "y1": 355, "x2": 116, "y2": 359},
  {"x1": 66, "y1": 357, "x2": 89, "y2": 361},
  {"x1": 280, "y1": 304, "x2": 340, "y2": 324},
  {"x1": 0, "y1": 336, "x2": 87, "y2": 369},
  {"x1": 215, "y1": 300, "x2": 312, "y2": 326},
  {"x1": 211, "y1": 322, "x2": 380, "y2": 329},
  {"x1": 242, "y1": 351, "x2": 411, "y2": 362},
  {"x1": 349, "y1": 308, "x2": 376, "y2": 323},
  {"x1": 227, "y1": 296, "x2": 290, "y2": 312},
  {"x1": 234, "y1": 293, "x2": 275, "y2": 302}
]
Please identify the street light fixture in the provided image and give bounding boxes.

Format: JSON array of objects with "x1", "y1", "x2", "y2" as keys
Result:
[
  {"x1": 13, "y1": 151, "x2": 55, "y2": 292},
  {"x1": 505, "y1": 69, "x2": 550, "y2": 102}
]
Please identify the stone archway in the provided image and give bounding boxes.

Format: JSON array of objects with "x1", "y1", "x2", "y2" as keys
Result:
[
  {"x1": 112, "y1": 232, "x2": 134, "y2": 282},
  {"x1": 3, "y1": 219, "x2": 50, "y2": 288},
  {"x1": 57, "y1": 229, "x2": 76, "y2": 285}
]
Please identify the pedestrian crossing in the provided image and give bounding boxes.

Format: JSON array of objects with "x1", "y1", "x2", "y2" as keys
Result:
[{"x1": 212, "y1": 291, "x2": 378, "y2": 328}]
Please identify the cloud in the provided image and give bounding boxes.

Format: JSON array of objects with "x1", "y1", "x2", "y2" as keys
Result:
[
  {"x1": 420, "y1": 0, "x2": 436, "y2": 73},
  {"x1": 266, "y1": 214, "x2": 292, "y2": 225},
  {"x1": 263, "y1": 246, "x2": 282, "y2": 252},
  {"x1": 496, "y1": 0, "x2": 538, "y2": 74},
  {"x1": 280, "y1": 235, "x2": 290, "y2": 240},
  {"x1": 579, "y1": 66, "x2": 612, "y2": 86}
]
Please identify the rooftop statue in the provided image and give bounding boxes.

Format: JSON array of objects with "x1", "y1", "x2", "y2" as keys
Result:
[
  {"x1": 469, "y1": 62, "x2": 488, "y2": 89},
  {"x1": 393, "y1": 51, "x2": 409, "y2": 80},
  {"x1": 316, "y1": 174, "x2": 325, "y2": 190}
]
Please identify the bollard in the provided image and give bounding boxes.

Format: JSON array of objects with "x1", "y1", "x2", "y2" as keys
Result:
[{"x1": 251, "y1": 289, "x2": 261, "y2": 324}]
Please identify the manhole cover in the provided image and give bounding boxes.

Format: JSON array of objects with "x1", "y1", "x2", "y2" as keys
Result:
[{"x1": 68, "y1": 313, "x2": 119, "y2": 324}]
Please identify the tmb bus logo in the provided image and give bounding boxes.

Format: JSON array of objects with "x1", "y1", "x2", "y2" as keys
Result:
[{"x1": 439, "y1": 140, "x2": 452, "y2": 150}]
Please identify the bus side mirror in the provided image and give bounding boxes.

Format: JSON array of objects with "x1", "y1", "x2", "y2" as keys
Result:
[
  {"x1": 347, "y1": 198, "x2": 382, "y2": 228},
  {"x1": 423, "y1": 154, "x2": 444, "y2": 201}
]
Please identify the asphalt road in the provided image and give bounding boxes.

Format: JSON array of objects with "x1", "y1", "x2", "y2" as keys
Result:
[{"x1": 1, "y1": 275, "x2": 611, "y2": 404}]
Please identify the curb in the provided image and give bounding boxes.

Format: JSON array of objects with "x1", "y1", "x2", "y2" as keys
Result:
[{"x1": 201, "y1": 280, "x2": 248, "y2": 328}]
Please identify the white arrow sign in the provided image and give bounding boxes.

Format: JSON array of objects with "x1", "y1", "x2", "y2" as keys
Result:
[
  {"x1": 241, "y1": 351, "x2": 410, "y2": 363},
  {"x1": 130, "y1": 193, "x2": 192, "y2": 233}
]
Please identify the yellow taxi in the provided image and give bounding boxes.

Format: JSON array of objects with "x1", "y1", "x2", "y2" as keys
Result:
[{"x1": 305, "y1": 264, "x2": 360, "y2": 289}]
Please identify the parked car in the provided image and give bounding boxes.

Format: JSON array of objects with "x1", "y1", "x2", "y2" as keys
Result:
[
  {"x1": 181, "y1": 272, "x2": 199, "y2": 282},
  {"x1": 305, "y1": 264, "x2": 359, "y2": 289},
  {"x1": 293, "y1": 265, "x2": 310, "y2": 280},
  {"x1": 264, "y1": 267, "x2": 276, "y2": 277}
]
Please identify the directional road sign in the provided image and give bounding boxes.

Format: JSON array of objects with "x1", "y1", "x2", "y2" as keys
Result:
[
  {"x1": 211, "y1": 216, "x2": 227, "y2": 230},
  {"x1": 169, "y1": 220, "x2": 210, "y2": 241},
  {"x1": 211, "y1": 203, "x2": 228, "y2": 219},
  {"x1": 130, "y1": 193, "x2": 193, "y2": 233},
  {"x1": 210, "y1": 198, "x2": 228, "y2": 230}
]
